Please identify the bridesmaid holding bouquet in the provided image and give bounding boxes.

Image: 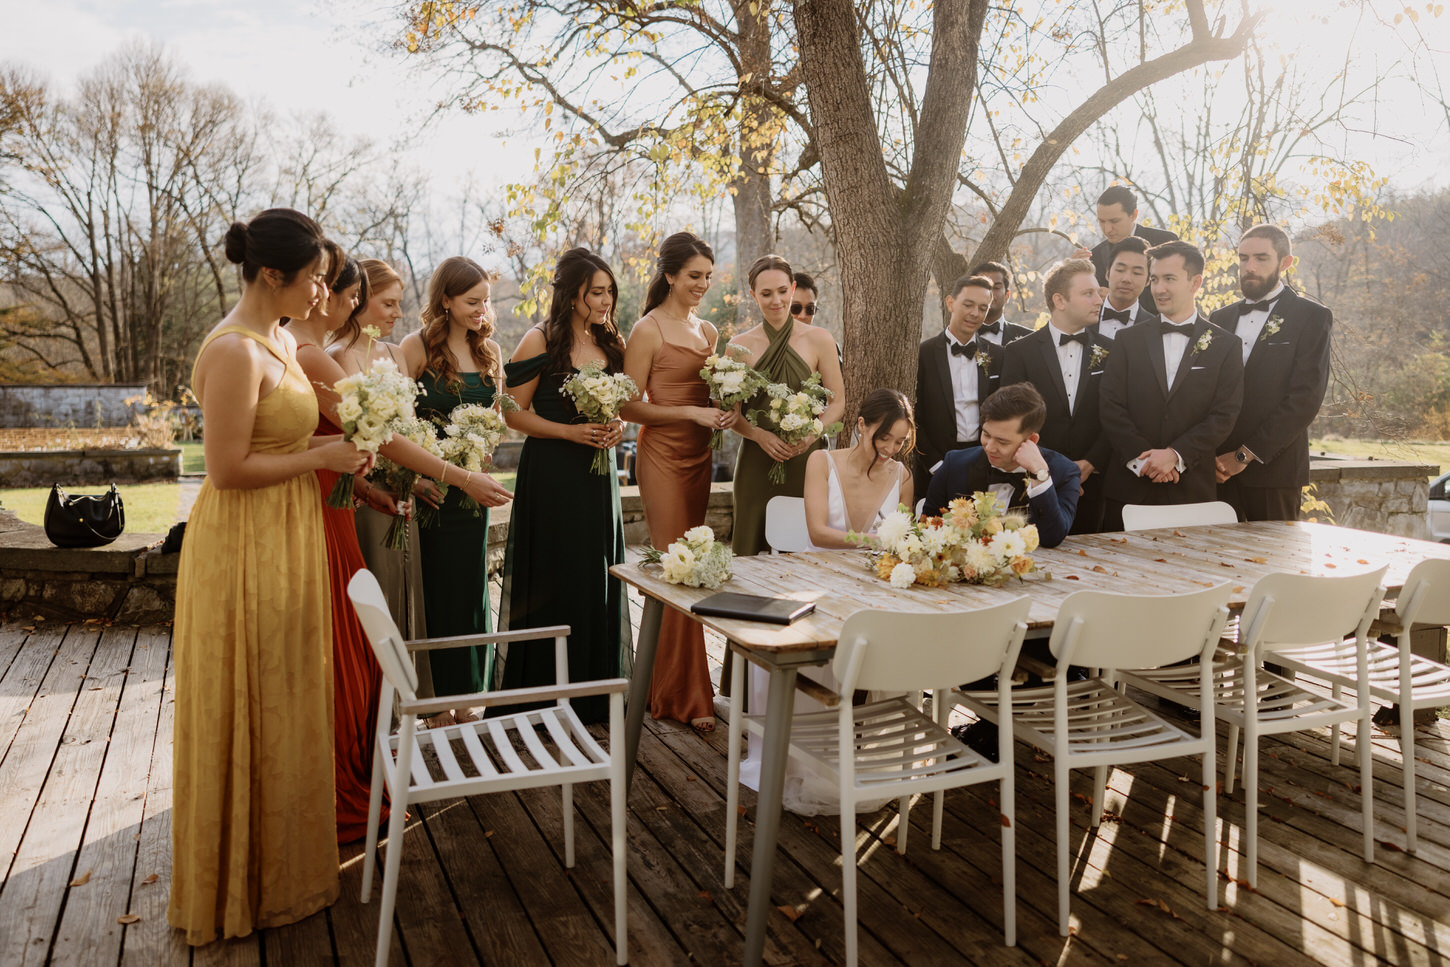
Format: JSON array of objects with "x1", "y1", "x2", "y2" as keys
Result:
[{"x1": 621, "y1": 231, "x2": 726, "y2": 733}]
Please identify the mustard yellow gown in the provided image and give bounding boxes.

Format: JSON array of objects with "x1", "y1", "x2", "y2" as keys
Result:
[{"x1": 169, "y1": 325, "x2": 340, "y2": 944}]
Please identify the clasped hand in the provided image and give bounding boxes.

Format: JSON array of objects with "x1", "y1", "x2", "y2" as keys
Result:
[{"x1": 577, "y1": 419, "x2": 624, "y2": 450}]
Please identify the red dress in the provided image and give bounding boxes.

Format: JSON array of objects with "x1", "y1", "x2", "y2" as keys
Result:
[{"x1": 315, "y1": 414, "x2": 388, "y2": 842}]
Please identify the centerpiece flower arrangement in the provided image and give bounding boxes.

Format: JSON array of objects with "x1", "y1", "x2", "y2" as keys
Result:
[
  {"x1": 855, "y1": 492, "x2": 1041, "y2": 589},
  {"x1": 561, "y1": 361, "x2": 638, "y2": 475},
  {"x1": 639, "y1": 525, "x2": 734, "y2": 589},
  {"x1": 327, "y1": 357, "x2": 421, "y2": 508},
  {"x1": 745, "y1": 372, "x2": 843, "y2": 483},
  {"x1": 699, "y1": 347, "x2": 767, "y2": 450}
]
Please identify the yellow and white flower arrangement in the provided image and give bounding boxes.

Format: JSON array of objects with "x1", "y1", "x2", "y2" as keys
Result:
[
  {"x1": 699, "y1": 347, "x2": 767, "y2": 450},
  {"x1": 327, "y1": 357, "x2": 421, "y2": 508},
  {"x1": 639, "y1": 525, "x2": 734, "y2": 589},
  {"x1": 745, "y1": 372, "x2": 843, "y2": 484},
  {"x1": 854, "y1": 492, "x2": 1041, "y2": 589},
  {"x1": 561, "y1": 362, "x2": 638, "y2": 475},
  {"x1": 434, "y1": 395, "x2": 519, "y2": 515}
]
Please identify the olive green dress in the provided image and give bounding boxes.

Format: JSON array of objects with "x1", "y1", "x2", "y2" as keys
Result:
[
  {"x1": 416, "y1": 370, "x2": 496, "y2": 694},
  {"x1": 731, "y1": 316, "x2": 826, "y2": 556}
]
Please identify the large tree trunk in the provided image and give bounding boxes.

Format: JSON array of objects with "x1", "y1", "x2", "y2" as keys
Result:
[{"x1": 730, "y1": 1, "x2": 777, "y2": 329}]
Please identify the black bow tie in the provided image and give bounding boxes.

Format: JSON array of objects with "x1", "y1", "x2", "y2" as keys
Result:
[
  {"x1": 1239, "y1": 300, "x2": 1274, "y2": 315},
  {"x1": 1059, "y1": 330, "x2": 1091, "y2": 347},
  {"x1": 1159, "y1": 320, "x2": 1196, "y2": 337},
  {"x1": 950, "y1": 340, "x2": 978, "y2": 358},
  {"x1": 980, "y1": 321, "x2": 1001, "y2": 335},
  {"x1": 1101, "y1": 307, "x2": 1132, "y2": 324}
]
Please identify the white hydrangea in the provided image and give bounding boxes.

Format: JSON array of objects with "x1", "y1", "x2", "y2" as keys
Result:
[
  {"x1": 876, "y1": 511, "x2": 912, "y2": 549},
  {"x1": 890, "y1": 562, "x2": 917, "y2": 588}
]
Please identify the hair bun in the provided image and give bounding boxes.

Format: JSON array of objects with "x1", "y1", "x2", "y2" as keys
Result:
[{"x1": 223, "y1": 222, "x2": 249, "y2": 265}]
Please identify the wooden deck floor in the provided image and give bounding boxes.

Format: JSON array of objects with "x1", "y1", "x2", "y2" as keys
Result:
[{"x1": 4, "y1": 602, "x2": 1450, "y2": 966}]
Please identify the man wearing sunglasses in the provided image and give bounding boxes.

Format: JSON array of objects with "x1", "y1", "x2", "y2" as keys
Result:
[{"x1": 792, "y1": 271, "x2": 843, "y2": 364}]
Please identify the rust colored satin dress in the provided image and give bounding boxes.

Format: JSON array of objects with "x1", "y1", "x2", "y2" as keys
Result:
[{"x1": 637, "y1": 340, "x2": 716, "y2": 725}]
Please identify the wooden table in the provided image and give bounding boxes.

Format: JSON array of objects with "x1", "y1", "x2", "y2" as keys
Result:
[{"x1": 610, "y1": 521, "x2": 1450, "y2": 967}]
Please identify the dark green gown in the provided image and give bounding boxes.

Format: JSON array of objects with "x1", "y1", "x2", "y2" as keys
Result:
[
  {"x1": 731, "y1": 316, "x2": 826, "y2": 556},
  {"x1": 497, "y1": 353, "x2": 632, "y2": 725},
  {"x1": 416, "y1": 370, "x2": 495, "y2": 694}
]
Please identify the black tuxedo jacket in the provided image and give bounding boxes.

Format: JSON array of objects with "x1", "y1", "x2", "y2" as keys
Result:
[
  {"x1": 1208, "y1": 287, "x2": 1332, "y2": 490},
  {"x1": 1099, "y1": 314, "x2": 1243, "y2": 504},
  {"x1": 1000, "y1": 326, "x2": 1114, "y2": 471},
  {"x1": 914, "y1": 332, "x2": 1004, "y2": 482},
  {"x1": 922, "y1": 446, "x2": 1080, "y2": 548},
  {"x1": 1092, "y1": 224, "x2": 1178, "y2": 314}
]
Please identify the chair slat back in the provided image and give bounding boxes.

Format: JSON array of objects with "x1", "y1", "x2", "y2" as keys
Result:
[
  {"x1": 765, "y1": 496, "x2": 811, "y2": 553},
  {"x1": 1239, "y1": 568, "x2": 1387, "y2": 651},
  {"x1": 1397, "y1": 558, "x2": 1450, "y2": 627},
  {"x1": 832, "y1": 597, "x2": 1031, "y2": 693},
  {"x1": 1047, "y1": 585, "x2": 1232, "y2": 669},
  {"x1": 347, "y1": 568, "x2": 419, "y2": 701},
  {"x1": 1121, "y1": 501, "x2": 1237, "y2": 531}
]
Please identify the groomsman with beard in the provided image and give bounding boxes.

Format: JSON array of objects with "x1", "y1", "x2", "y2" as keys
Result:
[
  {"x1": 1210, "y1": 224, "x2": 1333, "y2": 521},
  {"x1": 969, "y1": 260, "x2": 1034, "y2": 346},
  {"x1": 1002, "y1": 259, "x2": 1114, "y2": 533},
  {"x1": 1075, "y1": 186, "x2": 1178, "y2": 315},
  {"x1": 915, "y1": 275, "x2": 1004, "y2": 493},
  {"x1": 1099, "y1": 240, "x2": 1243, "y2": 531},
  {"x1": 1094, "y1": 236, "x2": 1159, "y2": 339}
]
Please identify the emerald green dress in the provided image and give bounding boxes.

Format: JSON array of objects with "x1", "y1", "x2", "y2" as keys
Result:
[
  {"x1": 732, "y1": 317, "x2": 826, "y2": 556},
  {"x1": 498, "y1": 353, "x2": 632, "y2": 725},
  {"x1": 416, "y1": 370, "x2": 496, "y2": 694}
]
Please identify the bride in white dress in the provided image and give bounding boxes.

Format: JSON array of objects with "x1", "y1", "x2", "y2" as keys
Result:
[{"x1": 738, "y1": 389, "x2": 916, "y2": 815}]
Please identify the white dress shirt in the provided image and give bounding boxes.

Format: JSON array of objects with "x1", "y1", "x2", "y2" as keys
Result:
[
  {"x1": 978, "y1": 320, "x2": 1010, "y2": 346},
  {"x1": 1161, "y1": 310, "x2": 1195, "y2": 388},
  {"x1": 1097, "y1": 300, "x2": 1140, "y2": 340},
  {"x1": 1233, "y1": 282, "x2": 1285, "y2": 364},
  {"x1": 944, "y1": 330, "x2": 981, "y2": 443},
  {"x1": 1046, "y1": 321, "x2": 1085, "y2": 414}
]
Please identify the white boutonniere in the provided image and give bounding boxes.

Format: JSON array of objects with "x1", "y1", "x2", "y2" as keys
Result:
[
  {"x1": 1191, "y1": 329, "x2": 1214, "y2": 358},
  {"x1": 976, "y1": 351, "x2": 994, "y2": 377},
  {"x1": 1257, "y1": 314, "x2": 1285, "y2": 344},
  {"x1": 1088, "y1": 344, "x2": 1109, "y2": 371}
]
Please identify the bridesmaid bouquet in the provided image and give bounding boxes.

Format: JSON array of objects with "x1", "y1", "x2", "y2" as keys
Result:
[
  {"x1": 327, "y1": 359, "x2": 421, "y2": 508},
  {"x1": 561, "y1": 362, "x2": 638, "y2": 475},
  {"x1": 434, "y1": 395, "x2": 519, "y2": 517},
  {"x1": 745, "y1": 372, "x2": 842, "y2": 484},
  {"x1": 372, "y1": 414, "x2": 443, "y2": 549},
  {"x1": 854, "y1": 492, "x2": 1040, "y2": 589},
  {"x1": 699, "y1": 348, "x2": 767, "y2": 450},
  {"x1": 640, "y1": 525, "x2": 733, "y2": 589}
]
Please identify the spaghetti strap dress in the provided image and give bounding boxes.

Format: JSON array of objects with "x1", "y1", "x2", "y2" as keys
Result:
[
  {"x1": 170, "y1": 325, "x2": 339, "y2": 943},
  {"x1": 497, "y1": 353, "x2": 632, "y2": 725},
  {"x1": 731, "y1": 316, "x2": 825, "y2": 556},
  {"x1": 635, "y1": 340, "x2": 715, "y2": 725}
]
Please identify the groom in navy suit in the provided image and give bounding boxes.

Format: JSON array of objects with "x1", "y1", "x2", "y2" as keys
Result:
[{"x1": 923, "y1": 383, "x2": 1080, "y2": 548}]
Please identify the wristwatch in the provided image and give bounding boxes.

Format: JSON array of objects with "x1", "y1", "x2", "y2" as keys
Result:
[
  {"x1": 1235, "y1": 448, "x2": 1251, "y2": 465},
  {"x1": 1032, "y1": 467, "x2": 1051, "y2": 483}
]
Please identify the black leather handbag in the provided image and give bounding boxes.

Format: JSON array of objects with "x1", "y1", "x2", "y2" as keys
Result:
[{"x1": 43, "y1": 483, "x2": 126, "y2": 548}]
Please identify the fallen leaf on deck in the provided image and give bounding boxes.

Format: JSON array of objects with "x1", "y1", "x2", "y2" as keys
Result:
[
  {"x1": 1000, "y1": 814, "x2": 1012, "y2": 828},
  {"x1": 1245, "y1": 557, "x2": 1267, "y2": 564},
  {"x1": 1077, "y1": 549, "x2": 1088, "y2": 556},
  {"x1": 483, "y1": 830, "x2": 495, "y2": 838},
  {"x1": 1092, "y1": 565, "x2": 1109, "y2": 573},
  {"x1": 1109, "y1": 537, "x2": 1127, "y2": 543},
  {"x1": 1065, "y1": 575, "x2": 1080, "y2": 580},
  {"x1": 778, "y1": 905, "x2": 802, "y2": 922},
  {"x1": 1153, "y1": 558, "x2": 1168, "y2": 563},
  {"x1": 1357, "y1": 559, "x2": 1369, "y2": 565},
  {"x1": 141, "y1": 874, "x2": 158, "y2": 885},
  {"x1": 117, "y1": 914, "x2": 141, "y2": 925},
  {"x1": 697, "y1": 890, "x2": 712, "y2": 901},
  {"x1": 1173, "y1": 530, "x2": 1187, "y2": 537},
  {"x1": 68, "y1": 871, "x2": 91, "y2": 887},
  {"x1": 1329, "y1": 896, "x2": 1346, "y2": 907},
  {"x1": 1220, "y1": 561, "x2": 1235, "y2": 568},
  {"x1": 1325, "y1": 563, "x2": 1337, "y2": 569}
]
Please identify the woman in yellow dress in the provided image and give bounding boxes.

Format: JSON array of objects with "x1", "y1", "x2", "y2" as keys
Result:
[{"x1": 170, "y1": 208, "x2": 370, "y2": 944}]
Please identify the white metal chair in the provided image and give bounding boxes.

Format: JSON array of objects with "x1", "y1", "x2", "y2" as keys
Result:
[
  {"x1": 1118, "y1": 568, "x2": 1386, "y2": 887},
  {"x1": 1121, "y1": 500, "x2": 1238, "y2": 530},
  {"x1": 347, "y1": 569, "x2": 629, "y2": 967},
  {"x1": 1265, "y1": 558, "x2": 1450, "y2": 851},
  {"x1": 955, "y1": 585, "x2": 1230, "y2": 936},
  {"x1": 725, "y1": 599, "x2": 1031, "y2": 964},
  {"x1": 764, "y1": 495, "x2": 812, "y2": 553}
]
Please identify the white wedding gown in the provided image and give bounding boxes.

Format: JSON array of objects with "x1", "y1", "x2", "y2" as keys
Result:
[{"x1": 737, "y1": 455, "x2": 905, "y2": 816}]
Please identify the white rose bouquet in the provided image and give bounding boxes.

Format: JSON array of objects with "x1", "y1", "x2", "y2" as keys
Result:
[
  {"x1": 432, "y1": 394, "x2": 519, "y2": 517},
  {"x1": 699, "y1": 347, "x2": 767, "y2": 450},
  {"x1": 854, "y1": 492, "x2": 1040, "y2": 589},
  {"x1": 639, "y1": 525, "x2": 734, "y2": 589},
  {"x1": 327, "y1": 358, "x2": 421, "y2": 508},
  {"x1": 745, "y1": 372, "x2": 843, "y2": 484},
  {"x1": 560, "y1": 361, "x2": 638, "y2": 475}
]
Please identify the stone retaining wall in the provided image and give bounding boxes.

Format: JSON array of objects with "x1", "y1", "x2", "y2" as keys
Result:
[
  {"x1": 1309, "y1": 457, "x2": 1434, "y2": 540},
  {"x1": 0, "y1": 448, "x2": 182, "y2": 488},
  {"x1": 0, "y1": 383, "x2": 148, "y2": 428}
]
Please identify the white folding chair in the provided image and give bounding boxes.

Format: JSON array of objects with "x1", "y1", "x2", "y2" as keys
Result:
[
  {"x1": 1265, "y1": 558, "x2": 1450, "y2": 851},
  {"x1": 764, "y1": 495, "x2": 811, "y2": 553},
  {"x1": 725, "y1": 599, "x2": 1031, "y2": 964},
  {"x1": 347, "y1": 569, "x2": 629, "y2": 967},
  {"x1": 1121, "y1": 500, "x2": 1238, "y2": 530},
  {"x1": 1118, "y1": 568, "x2": 1386, "y2": 887},
  {"x1": 955, "y1": 585, "x2": 1230, "y2": 936}
]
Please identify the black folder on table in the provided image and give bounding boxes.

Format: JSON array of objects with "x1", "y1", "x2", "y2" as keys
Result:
[{"x1": 690, "y1": 592, "x2": 816, "y2": 625}]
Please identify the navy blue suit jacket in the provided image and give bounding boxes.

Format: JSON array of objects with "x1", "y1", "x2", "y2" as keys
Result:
[{"x1": 922, "y1": 446, "x2": 1080, "y2": 548}]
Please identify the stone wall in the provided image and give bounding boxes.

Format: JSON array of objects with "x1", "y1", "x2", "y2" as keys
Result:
[
  {"x1": 1308, "y1": 457, "x2": 1435, "y2": 540},
  {"x1": 0, "y1": 384, "x2": 148, "y2": 428},
  {"x1": 0, "y1": 448, "x2": 182, "y2": 488}
]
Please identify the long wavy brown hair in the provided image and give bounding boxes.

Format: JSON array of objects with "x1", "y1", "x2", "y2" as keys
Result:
[
  {"x1": 543, "y1": 248, "x2": 625, "y2": 376},
  {"x1": 420, "y1": 256, "x2": 500, "y2": 389}
]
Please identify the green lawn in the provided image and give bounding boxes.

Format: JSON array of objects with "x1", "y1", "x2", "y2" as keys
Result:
[
  {"x1": 0, "y1": 483, "x2": 185, "y2": 535},
  {"x1": 180, "y1": 440, "x2": 205, "y2": 473},
  {"x1": 1311, "y1": 438, "x2": 1450, "y2": 475}
]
